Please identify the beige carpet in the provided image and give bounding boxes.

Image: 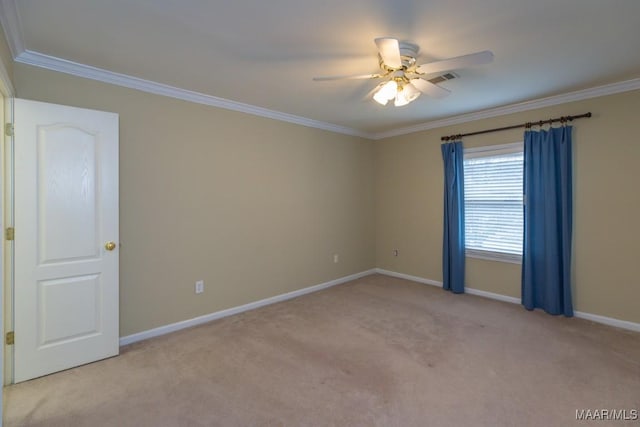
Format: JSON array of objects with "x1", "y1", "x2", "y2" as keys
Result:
[{"x1": 5, "y1": 274, "x2": 640, "y2": 426}]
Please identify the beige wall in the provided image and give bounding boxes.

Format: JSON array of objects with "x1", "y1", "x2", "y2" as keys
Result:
[
  {"x1": 12, "y1": 60, "x2": 640, "y2": 333},
  {"x1": 375, "y1": 89, "x2": 640, "y2": 324},
  {"x1": 14, "y1": 63, "x2": 376, "y2": 336}
]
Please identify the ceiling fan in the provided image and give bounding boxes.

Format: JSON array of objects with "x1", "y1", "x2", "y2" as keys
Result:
[{"x1": 313, "y1": 38, "x2": 494, "y2": 107}]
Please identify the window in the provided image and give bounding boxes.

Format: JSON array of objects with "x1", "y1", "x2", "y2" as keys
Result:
[{"x1": 463, "y1": 142, "x2": 523, "y2": 263}]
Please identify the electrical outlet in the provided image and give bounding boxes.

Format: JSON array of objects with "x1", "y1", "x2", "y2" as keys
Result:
[
  {"x1": 333, "y1": 254, "x2": 339, "y2": 263},
  {"x1": 393, "y1": 249, "x2": 399, "y2": 257},
  {"x1": 195, "y1": 280, "x2": 204, "y2": 294}
]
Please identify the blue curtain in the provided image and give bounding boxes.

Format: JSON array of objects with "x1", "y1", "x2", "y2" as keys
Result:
[
  {"x1": 441, "y1": 141, "x2": 465, "y2": 294},
  {"x1": 522, "y1": 126, "x2": 573, "y2": 316}
]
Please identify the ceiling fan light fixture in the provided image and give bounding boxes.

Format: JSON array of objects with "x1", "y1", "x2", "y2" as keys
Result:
[
  {"x1": 373, "y1": 80, "x2": 398, "y2": 105},
  {"x1": 394, "y1": 89, "x2": 410, "y2": 107},
  {"x1": 393, "y1": 82, "x2": 421, "y2": 107},
  {"x1": 373, "y1": 90, "x2": 389, "y2": 105},
  {"x1": 403, "y1": 82, "x2": 421, "y2": 101}
]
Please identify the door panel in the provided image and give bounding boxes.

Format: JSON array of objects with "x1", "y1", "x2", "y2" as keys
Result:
[
  {"x1": 38, "y1": 125, "x2": 99, "y2": 263},
  {"x1": 38, "y1": 274, "x2": 101, "y2": 347},
  {"x1": 14, "y1": 98, "x2": 119, "y2": 382}
]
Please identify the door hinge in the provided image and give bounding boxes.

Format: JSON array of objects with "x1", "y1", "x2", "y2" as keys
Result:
[
  {"x1": 6, "y1": 331, "x2": 14, "y2": 345},
  {"x1": 5, "y1": 227, "x2": 14, "y2": 241},
  {"x1": 4, "y1": 123, "x2": 13, "y2": 136}
]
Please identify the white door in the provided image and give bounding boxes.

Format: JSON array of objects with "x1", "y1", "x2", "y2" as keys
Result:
[{"x1": 13, "y1": 99, "x2": 119, "y2": 382}]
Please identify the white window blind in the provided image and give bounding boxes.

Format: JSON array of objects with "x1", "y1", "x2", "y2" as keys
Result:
[{"x1": 464, "y1": 143, "x2": 523, "y2": 262}]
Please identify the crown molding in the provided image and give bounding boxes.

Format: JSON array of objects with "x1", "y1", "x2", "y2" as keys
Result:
[
  {"x1": 15, "y1": 50, "x2": 373, "y2": 139},
  {"x1": 373, "y1": 78, "x2": 640, "y2": 139},
  {"x1": 11, "y1": 47, "x2": 640, "y2": 141},
  {"x1": 0, "y1": 0, "x2": 24, "y2": 58}
]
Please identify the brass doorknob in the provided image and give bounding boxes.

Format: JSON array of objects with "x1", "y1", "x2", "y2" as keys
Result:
[{"x1": 105, "y1": 241, "x2": 117, "y2": 251}]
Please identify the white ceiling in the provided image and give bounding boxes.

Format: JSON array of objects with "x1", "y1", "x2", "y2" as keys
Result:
[{"x1": 3, "y1": 0, "x2": 640, "y2": 136}]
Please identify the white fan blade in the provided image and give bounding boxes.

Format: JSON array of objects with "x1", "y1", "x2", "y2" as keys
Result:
[
  {"x1": 375, "y1": 37, "x2": 402, "y2": 69},
  {"x1": 416, "y1": 50, "x2": 494, "y2": 75},
  {"x1": 411, "y1": 78, "x2": 451, "y2": 99},
  {"x1": 313, "y1": 73, "x2": 382, "y2": 81}
]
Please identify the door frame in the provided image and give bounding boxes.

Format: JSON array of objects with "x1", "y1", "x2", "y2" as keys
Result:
[
  {"x1": 2, "y1": 94, "x2": 12, "y2": 388},
  {"x1": 0, "y1": 53, "x2": 15, "y2": 425}
]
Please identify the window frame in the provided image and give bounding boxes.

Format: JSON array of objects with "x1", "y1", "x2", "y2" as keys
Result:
[{"x1": 463, "y1": 142, "x2": 524, "y2": 264}]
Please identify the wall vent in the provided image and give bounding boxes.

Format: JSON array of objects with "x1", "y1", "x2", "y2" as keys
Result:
[{"x1": 428, "y1": 72, "x2": 458, "y2": 84}]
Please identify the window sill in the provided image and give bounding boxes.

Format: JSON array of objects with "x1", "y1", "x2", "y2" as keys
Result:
[{"x1": 465, "y1": 249, "x2": 522, "y2": 264}]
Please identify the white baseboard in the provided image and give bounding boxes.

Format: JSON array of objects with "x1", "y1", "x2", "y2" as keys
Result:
[
  {"x1": 119, "y1": 269, "x2": 377, "y2": 346},
  {"x1": 374, "y1": 268, "x2": 521, "y2": 304},
  {"x1": 374, "y1": 268, "x2": 442, "y2": 288},
  {"x1": 120, "y1": 267, "x2": 639, "y2": 346},
  {"x1": 573, "y1": 311, "x2": 640, "y2": 333},
  {"x1": 374, "y1": 268, "x2": 640, "y2": 333}
]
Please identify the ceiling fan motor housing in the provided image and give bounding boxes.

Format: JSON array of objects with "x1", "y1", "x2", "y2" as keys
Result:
[
  {"x1": 379, "y1": 41, "x2": 420, "y2": 71},
  {"x1": 399, "y1": 42, "x2": 420, "y2": 60}
]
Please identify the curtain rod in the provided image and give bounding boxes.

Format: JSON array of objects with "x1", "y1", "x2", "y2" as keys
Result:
[{"x1": 440, "y1": 112, "x2": 592, "y2": 141}]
